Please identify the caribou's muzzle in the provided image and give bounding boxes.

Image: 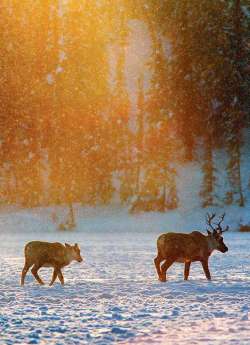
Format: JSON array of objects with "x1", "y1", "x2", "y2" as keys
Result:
[{"x1": 220, "y1": 246, "x2": 228, "y2": 253}]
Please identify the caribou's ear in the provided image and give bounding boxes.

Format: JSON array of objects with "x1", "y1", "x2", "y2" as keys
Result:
[
  {"x1": 65, "y1": 243, "x2": 71, "y2": 248},
  {"x1": 207, "y1": 230, "x2": 212, "y2": 235},
  {"x1": 74, "y1": 243, "x2": 79, "y2": 248}
]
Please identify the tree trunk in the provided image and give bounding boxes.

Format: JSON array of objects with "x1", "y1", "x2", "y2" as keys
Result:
[
  {"x1": 135, "y1": 75, "x2": 145, "y2": 197},
  {"x1": 201, "y1": 132, "x2": 214, "y2": 207}
]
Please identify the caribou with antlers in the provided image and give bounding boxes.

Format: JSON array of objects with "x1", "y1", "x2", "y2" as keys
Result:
[{"x1": 154, "y1": 213, "x2": 229, "y2": 282}]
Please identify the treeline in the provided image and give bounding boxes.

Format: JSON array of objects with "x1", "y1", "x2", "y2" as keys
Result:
[{"x1": 0, "y1": 0, "x2": 249, "y2": 210}]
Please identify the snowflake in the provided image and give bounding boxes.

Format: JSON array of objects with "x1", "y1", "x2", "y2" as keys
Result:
[
  {"x1": 56, "y1": 66, "x2": 63, "y2": 74},
  {"x1": 46, "y1": 74, "x2": 54, "y2": 85}
]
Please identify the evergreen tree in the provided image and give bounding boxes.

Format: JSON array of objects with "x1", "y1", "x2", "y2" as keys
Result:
[
  {"x1": 224, "y1": 0, "x2": 247, "y2": 206},
  {"x1": 47, "y1": 1, "x2": 112, "y2": 205},
  {"x1": 0, "y1": 1, "x2": 50, "y2": 206},
  {"x1": 144, "y1": 20, "x2": 178, "y2": 211}
]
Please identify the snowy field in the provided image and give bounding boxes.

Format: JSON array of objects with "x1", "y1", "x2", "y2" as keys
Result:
[{"x1": 0, "y1": 207, "x2": 250, "y2": 344}]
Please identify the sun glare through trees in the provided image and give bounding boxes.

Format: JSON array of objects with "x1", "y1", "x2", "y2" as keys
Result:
[{"x1": 0, "y1": 1, "x2": 249, "y2": 212}]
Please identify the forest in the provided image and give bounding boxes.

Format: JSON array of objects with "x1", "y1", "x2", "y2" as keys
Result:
[{"x1": 0, "y1": 0, "x2": 249, "y2": 210}]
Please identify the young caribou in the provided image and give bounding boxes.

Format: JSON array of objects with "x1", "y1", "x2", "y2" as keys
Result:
[
  {"x1": 21, "y1": 241, "x2": 83, "y2": 286},
  {"x1": 154, "y1": 213, "x2": 229, "y2": 281}
]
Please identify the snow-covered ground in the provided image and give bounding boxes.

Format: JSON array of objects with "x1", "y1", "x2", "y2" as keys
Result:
[{"x1": 0, "y1": 208, "x2": 250, "y2": 344}]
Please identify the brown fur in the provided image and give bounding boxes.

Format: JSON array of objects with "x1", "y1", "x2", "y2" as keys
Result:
[
  {"x1": 21, "y1": 241, "x2": 83, "y2": 286},
  {"x1": 154, "y1": 231, "x2": 228, "y2": 282}
]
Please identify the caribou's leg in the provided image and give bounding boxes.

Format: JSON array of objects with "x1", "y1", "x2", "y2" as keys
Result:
[
  {"x1": 49, "y1": 268, "x2": 58, "y2": 286},
  {"x1": 57, "y1": 269, "x2": 65, "y2": 285},
  {"x1": 184, "y1": 261, "x2": 191, "y2": 280},
  {"x1": 21, "y1": 261, "x2": 32, "y2": 286},
  {"x1": 154, "y1": 255, "x2": 164, "y2": 280},
  {"x1": 31, "y1": 264, "x2": 45, "y2": 285},
  {"x1": 160, "y1": 258, "x2": 175, "y2": 282},
  {"x1": 201, "y1": 260, "x2": 211, "y2": 280}
]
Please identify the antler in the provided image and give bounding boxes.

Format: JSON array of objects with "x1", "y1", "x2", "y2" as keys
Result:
[
  {"x1": 206, "y1": 213, "x2": 216, "y2": 232},
  {"x1": 216, "y1": 213, "x2": 225, "y2": 229},
  {"x1": 221, "y1": 225, "x2": 229, "y2": 233},
  {"x1": 216, "y1": 213, "x2": 229, "y2": 233}
]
